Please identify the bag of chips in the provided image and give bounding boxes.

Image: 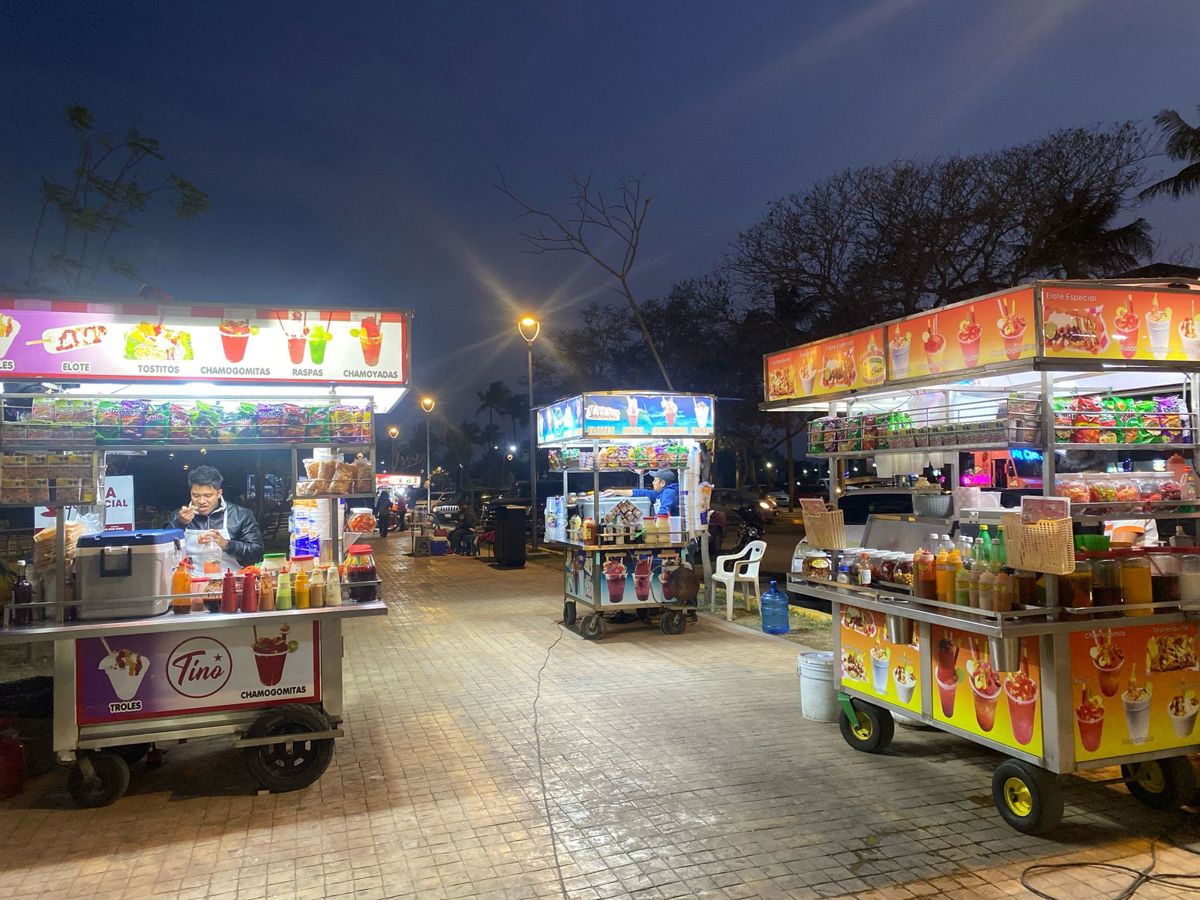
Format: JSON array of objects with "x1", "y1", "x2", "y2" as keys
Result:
[
  {"x1": 305, "y1": 405, "x2": 330, "y2": 441},
  {"x1": 96, "y1": 401, "x2": 121, "y2": 442},
  {"x1": 192, "y1": 401, "x2": 220, "y2": 442},
  {"x1": 143, "y1": 403, "x2": 170, "y2": 442},
  {"x1": 256, "y1": 403, "x2": 284, "y2": 439},
  {"x1": 280, "y1": 403, "x2": 305, "y2": 441},
  {"x1": 120, "y1": 400, "x2": 149, "y2": 441}
]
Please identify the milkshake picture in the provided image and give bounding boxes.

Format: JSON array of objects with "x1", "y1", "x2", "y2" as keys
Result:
[
  {"x1": 1075, "y1": 684, "x2": 1106, "y2": 752},
  {"x1": 799, "y1": 359, "x2": 815, "y2": 395},
  {"x1": 1168, "y1": 690, "x2": 1200, "y2": 738},
  {"x1": 1090, "y1": 632, "x2": 1125, "y2": 697},
  {"x1": 997, "y1": 297, "x2": 1028, "y2": 361},
  {"x1": 1114, "y1": 302, "x2": 1139, "y2": 359},
  {"x1": 694, "y1": 399, "x2": 710, "y2": 432},
  {"x1": 1122, "y1": 663, "x2": 1152, "y2": 744},
  {"x1": 870, "y1": 643, "x2": 890, "y2": 694},
  {"x1": 99, "y1": 647, "x2": 148, "y2": 701},
  {"x1": 626, "y1": 397, "x2": 640, "y2": 428},
  {"x1": 604, "y1": 558, "x2": 627, "y2": 603},
  {"x1": 1179, "y1": 315, "x2": 1200, "y2": 359},
  {"x1": 633, "y1": 555, "x2": 652, "y2": 602},
  {"x1": 893, "y1": 661, "x2": 916, "y2": 704},
  {"x1": 218, "y1": 319, "x2": 254, "y2": 363},
  {"x1": 957, "y1": 312, "x2": 982, "y2": 368},
  {"x1": 967, "y1": 657, "x2": 1001, "y2": 732},
  {"x1": 661, "y1": 396, "x2": 678, "y2": 428},
  {"x1": 889, "y1": 332, "x2": 911, "y2": 378},
  {"x1": 1004, "y1": 663, "x2": 1038, "y2": 747},
  {"x1": 1146, "y1": 295, "x2": 1172, "y2": 359},
  {"x1": 252, "y1": 626, "x2": 298, "y2": 687}
]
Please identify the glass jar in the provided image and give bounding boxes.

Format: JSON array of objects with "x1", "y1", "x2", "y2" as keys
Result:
[
  {"x1": 1120, "y1": 554, "x2": 1152, "y2": 617},
  {"x1": 344, "y1": 544, "x2": 378, "y2": 603},
  {"x1": 1180, "y1": 555, "x2": 1200, "y2": 607},
  {"x1": 868, "y1": 551, "x2": 888, "y2": 584},
  {"x1": 894, "y1": 556, "x2": 914, "y2": 587},
  {"x1": 879, "y1": 553, "x2": 897, "y2": 584},
  {"x1": 1058, "y1": 559, "x2": 1092, "y2": 620},
  {"x1": 1011, "y1": 570, "x2": 1038, "y2": 607},
  {"x1": 1148, "y1": 552, "x2": 1182, "y2": 608},
  {"x1": 1091, "y1": 557, "x2": 1123, "y2": 616},
  {"x1": 803, "y1": 551, "x2": 831, "y2": 581}
]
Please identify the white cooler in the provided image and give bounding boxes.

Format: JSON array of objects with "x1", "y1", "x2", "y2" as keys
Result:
[{"x1": 76, "y1": 528, "x2": 183, "y2": 620}]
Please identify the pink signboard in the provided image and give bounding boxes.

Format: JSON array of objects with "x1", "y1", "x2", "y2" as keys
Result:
[
  {"x1": 76, "y1": 620, "x2": 320, "y2": 724},
  {"x1": 0, "y1": 298, "x2": 408, "y2": 386}
]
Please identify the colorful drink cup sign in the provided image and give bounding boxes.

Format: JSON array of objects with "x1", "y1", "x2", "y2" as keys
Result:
[
  {"x1": 1042, "y1": 286, "x2": 1200, "y2": 362},
  {"x1": 579, "y1": 392, "x2": 714, "y2": 439},
  {"x1": 838, "y1": 605, "x2": 921, "y2": 713},
  {"x1": 763, "y1": 329, "x2": 885, "y2": 402}
]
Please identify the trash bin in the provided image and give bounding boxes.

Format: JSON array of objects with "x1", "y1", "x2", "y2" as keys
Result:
[
  {"x1": 494, "y1": 505, "x2": 527, "y2": 568},
  {"x1": 798, "y1": 651, "x2": 837, "y2": 722}
]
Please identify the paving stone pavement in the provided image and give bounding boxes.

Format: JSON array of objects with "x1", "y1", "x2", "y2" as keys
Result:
[{"x1": 2, "y1": 539, "x2": 1200, "y2": 899}]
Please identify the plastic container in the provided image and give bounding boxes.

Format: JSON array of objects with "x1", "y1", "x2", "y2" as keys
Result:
[
  {"x1": 290, "y1": 554, "x2": 315, "y2": 574},
  {"x1": 1091, "y1": 557, "x2": 1123, "y2": 616},
  {"x1": 760, "y1": 580, "x2": 789, "y2": 635},
  {"x1": 262, "y1": 553, "x2": 287, "y2": 575},
  {"x1": 345, "y1": 544, "x2": 378, "y2": 602},
  {"x1": 1059, "y1": 559, "x2": 1092, "y2": 619},
  {"x1": 1180, "y1": 555, "x2": 1200, "y2": 608},
  {"x1": 1149, "y1": 553, "x2": 1181, "y2": 608},
  {"x1": 1120, "y1": 554, "x2": 1153, "y2": 617},
  {"x1": 798, "y1": 652, "x2": 837, "y2": 722}
]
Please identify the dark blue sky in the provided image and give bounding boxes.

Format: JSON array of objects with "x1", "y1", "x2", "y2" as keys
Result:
[{"x1": 1, "y1": 1, "x2": 1198, "y2": 428}]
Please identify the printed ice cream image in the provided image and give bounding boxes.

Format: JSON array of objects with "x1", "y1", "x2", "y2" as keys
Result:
[
  {"x1": 99, "y1": 642, "x2": 148, "y2": 701},
  {"x1": 1168, "y1": 689, "x2": 1199, "y2": 738},
  {"x1": 1004, "y1": 656, "x2": 1038, "y2": 746},
  {"x1": 1075, "y1": 682, "x2": 1106, "y2": 752},
  {"x1": 966, "y1": 650, "x2": 1001, "y2": 733},
  {"x1": 633, "y1": 555, "x2": 652, "y2": 601},
  {"x1": 218, "y1": 319, "x2": 257, "y2": 363},
  {"x1": 799, "y1": 356, "x2": 816, "y2": 395},
  {"x1": 661, "y1": 396, "x2": 678, "y2": 428},
  {"x1": 997, "y1": 295, "x2": 1027, "y2": 361},
  {"x1": 252, "y1": 625, "x2": 298, "y2": 687},
  {"x1": 1121, "y1": 662, "x2": 1152, "y2": 744},
  {"x1": 922, "y1": 319, "x2": 946, "y2": 374},
  {"x1": 841, "y1": 649, "x2": 866, "y2": 682},
  {"x1": 869, "y1": 641, "x2": 890, "y2": 694},
  {"x1": 957, "y1": 310, "x2": 982, "y2": 368},
  {"x1": 0, "y1": 312, "x2": 20, "y2": 358},
  {"x1": 893, "y1": 658, "x2": 916, "y2": 704},
  {"x1": 935, "y1": 634, "x2": 959, "y2": 717},
  {"x1": 350, "y1": 315, "x2": 383, "y2": 367},
  {"x1": 603, "y1": 558, "x2": 627, "y2": 603},
  {"x1": 1090, "y1": 631, "x2": 1125, "y2": 697},
  {"x1": 1179, "y1": 314, "x2": 1200, "y2": 359},
  {"x1": 1114, "y1": 300, "x2": 1139, "y2": 359},
  {"x1": 889, "y1": 331, "x2": 911, "y2": 378},
  {"x1": 694, "y1": 398, "x2": 711, "y2": 432},
  {"x1": 1146, "y1": 295, "x2": 1172, "y2": 359}
]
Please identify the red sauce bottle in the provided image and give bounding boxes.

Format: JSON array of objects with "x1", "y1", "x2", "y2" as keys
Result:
[{"x1": 220, "y1": 569, "x2": 238, "y2": 613}]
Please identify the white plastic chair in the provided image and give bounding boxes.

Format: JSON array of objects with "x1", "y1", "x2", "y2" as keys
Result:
[{"x1": 714, "y1": 541, "x2": 767, "y2": 621}]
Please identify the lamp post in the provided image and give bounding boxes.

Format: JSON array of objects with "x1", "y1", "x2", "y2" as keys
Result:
[
  {"x1": 518, "y1": 315, "x2": 540, "y2": 550},
  {"x1": 386, "y1": 424, "x2": 400, "y2": 474},
  {"x1": 420, "y1": 397, "x2": 435, "y2": 529}
]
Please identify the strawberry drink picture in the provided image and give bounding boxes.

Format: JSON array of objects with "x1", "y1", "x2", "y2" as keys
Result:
[
  {"x1": 935, "y1": 634, "x2": 959, "y2": 717},
  {"x1": 1113, "y1": 301, "x2": 1139, "y2": 359},
  {"x1": 922, "y1": 317, "x2": 945, "y2": 374},
  {"x1": 1090, "y1": 631, "x2": 1125, "y2": 697},
  {"x1": 633, "y1": 555, "x2": 652, "y2": 601},
  {"x1": 661, "y1": 396, "x2": 677, "y2": 428},
  {"x1": 966, "y1": 648, "x2": 1001, "y2": 732},
  {"x1": 997, "y1": 296, "x2": 1027, "y2": 361},
  {"x1": 603, "y1": 558, "x2": 626, "y2": 603},
  {"x1": 1075, "y1": 683, "x2": 1106, "y2": 752},
  {"x1": 218, "y1": 320, "x2": 255, "y2": 363},
  {"x1": 957, "y1": 311, "x2": 982, "y2": 368},
  {"x1": 251, "y1": 625, "x2": 298, "y2": 687},
  {"x1": 352, "y1": 315, "x2": 383, "y2": 366},
  {"x1": 1004, "y1": 659, "x2": 1038, "y2": 746},
  {"x1": 278, "y1": 311, "x2": 309, "y2": 365},
  {"x1": 660, "y1": 553, "x2": 680, "y2": 601}
]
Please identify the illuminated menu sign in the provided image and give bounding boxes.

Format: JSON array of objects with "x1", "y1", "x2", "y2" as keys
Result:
[
  {"x1": 537, "y1": 396, "x2": 584, "y2": 444},
  {"x1": 582, "y1": 392, "x2": 714, "y2": 438}
]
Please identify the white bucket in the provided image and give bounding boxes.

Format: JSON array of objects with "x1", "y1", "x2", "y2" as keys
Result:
[{"x1": 798, "y1": 651, "x2": 837, "y2": 722}]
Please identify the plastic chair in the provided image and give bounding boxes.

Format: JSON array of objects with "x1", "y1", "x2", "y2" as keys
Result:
[{"x1": 714, "y1": 541, "x2": 767, "y2": 620}]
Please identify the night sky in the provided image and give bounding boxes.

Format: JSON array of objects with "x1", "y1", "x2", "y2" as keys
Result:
[{"x1": 1, "y1": 1, "x2": 1198, "y2": 431}]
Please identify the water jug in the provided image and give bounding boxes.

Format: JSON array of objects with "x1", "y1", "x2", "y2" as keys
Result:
[{"x1": 761, "y1": 579, "x2": 790, "y2": 635}]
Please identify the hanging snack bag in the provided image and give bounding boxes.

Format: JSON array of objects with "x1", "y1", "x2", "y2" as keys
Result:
[
  {"x1": 168, "y1": 403, "x2": 192, "y2": 442},
  {"x1": 257, "y1": 403, "x2": 284, "y2": 439},
  {"x1": 1155, "y1": 396, "x2": 1185, "y2": 443},
  {"x1": 280, "y1": 403, "x2": 306, "y2": 441},
  {"x1": 96, "y1": 400, "x2": 121, "y2": 442},
  {"x1": 305, "y1": 405, "x2": 331, "y2": 441},
  {"x1": 330, "y1": 405, "x2": 359, "y2": 441},
  {"x1": 233, "y1": 401, "x2": 257, "y2": 442},
  {"x1": 192, "y1": 401, "x2": 220, "y2": 442},
  {"x1": 144, "y1": 402, "x2": 170, "y2": 442},
  {"x1": 1052, "y1": 397, "x2": 1073, "y2": 443},
  {"x1": 120, "y1": 399, "x2": 149, "y2": 441}
]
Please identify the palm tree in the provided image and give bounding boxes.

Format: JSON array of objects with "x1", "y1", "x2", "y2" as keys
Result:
[
  {"x1": 1140, "y1": 105, "x2": 1200, "y2": 201},
  {"x1": 480, "y1": 422, "x2": 503, "y2": 486},
  {"x1": 505, "y1": 392, "x2": 529, "y2": 445},
  {"x1": 443, "y1": 421, "x2": 481, "y2": 489},
  {"x1": 476, "y1": 381, "x2": 514, "y2": 428}
]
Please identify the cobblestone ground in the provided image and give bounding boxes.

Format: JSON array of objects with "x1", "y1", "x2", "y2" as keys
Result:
[{"x1": 1, "y1": 539, "x2": 1199, "y2": 899}]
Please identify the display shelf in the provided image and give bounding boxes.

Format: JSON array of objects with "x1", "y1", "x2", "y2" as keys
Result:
[
  {"x1": 1, "y1": 440, "x2": 372, "y2": 452},
  {"x1": 1046, "y1": 442, "x2": 1200, "y2": 451},
  {"x1": 547, "y1": 539, "x2": 689, "y2": 551},
  {"x1": 808, "y1": 443, "x2": 1008, "y2": 459}
]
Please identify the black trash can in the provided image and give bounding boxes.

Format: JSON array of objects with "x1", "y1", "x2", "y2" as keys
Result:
[{"x1": 494, "y1": 504, "x2": 527, "y2": 568}]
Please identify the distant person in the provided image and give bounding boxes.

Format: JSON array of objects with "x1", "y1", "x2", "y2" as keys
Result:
[
  {"x1": 449, "y1": 501, "x2": 478, "y2": 555},
  {"x1": 394, "y1": 493, "x2": 408, "y2": 532},
  {"x1": 375, "y1": 489, "x2": 393, "y2": 538}
]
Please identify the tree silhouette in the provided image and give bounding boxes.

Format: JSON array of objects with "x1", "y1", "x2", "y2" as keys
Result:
[
  {"x1": 1140, "y1": 104, "x2": 1200, "y2": 201},
  {"x1": 476, "y1": 381, "x2": 513, "y2": 428}
]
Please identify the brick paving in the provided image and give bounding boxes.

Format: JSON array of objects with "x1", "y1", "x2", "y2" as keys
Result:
[{"x1": 1, "y1": 539, "x2": 1199, "y2": 898}]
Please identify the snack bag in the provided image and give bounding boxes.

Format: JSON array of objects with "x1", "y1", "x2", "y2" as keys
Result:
[
  {"x1": 330, "y1": 405, "x2": 359, "y2": 441},
  {"x1": 1156, "y1": 396, "x2": 1184, "y2": 443},
  {"x1": 280, "y1": 403, "x2": 306, "y2": 441},
  {"x1": 96, "y1": 401, "x2": 121, "y2": 442},
  {"x1": 257, "y1": 403, "x2": 284, "y2": 439},
  {"x1": 217, "y1": 407, "x2": 240, "y2": 444},
  {"x1": 1052, "y1": 398, "x2": 1073, "y2": 443},
  {"x1": 1071, "y1": 396, "x2": 1101, "y2": 445},
  {"x1": 305, "y1": 405, "x2": 331, "y2": 441},
  {"x1": 169, "y1": 403, "x2": 192, "y2": 441},
  {"x1": 120, "y1": 400, "x2": 149, "y2": 441},
  {"x1": 192, "y1": 401, "x2": 220, "y2": 442},
  {"x1": 234, "y1": 401, "x2": 257, "y2": 441},
  {"x1": 144, "y1": 403, "x2": 170, "y2": 442},
  {"x1": 30, "y1": 397, "x2": 56, "y2": 423}
]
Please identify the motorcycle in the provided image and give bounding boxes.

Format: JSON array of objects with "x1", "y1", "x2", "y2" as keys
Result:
[{"x1": 730, "y1": 503, "x2": 768, "y2": 553}]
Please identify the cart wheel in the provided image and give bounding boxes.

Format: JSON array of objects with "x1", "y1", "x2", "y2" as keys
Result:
[
  {"x1": 242, "y1": 705, "x2": 335, "y2": 793},
  {"x1": 580, "y1": 614, "x2": 604, "y2": 640},
  {"x1": 837, "y1": 699, "x2": 895, "y2": 753},
  {"x1": 67, "y1": 751, "x2": 130, "y2": 808},
  {"x1": 992, "y1": 759, "x2": 1063, "y2": 835},
  {"x1": 113, "y1": 743, "x2": 151, "y2": 766},
  {"x1": 1121, "y1": 757, "x2": 1197, "y2": 811},
  {"x1": 563, "y1": 601, "x2": 577, "y2": 627},
  {"x1": 660, "y1": 609, "x2": 687, "y2": 635}
]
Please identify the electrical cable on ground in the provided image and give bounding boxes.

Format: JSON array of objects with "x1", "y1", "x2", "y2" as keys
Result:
[
  {"x1": 532, "y1": 624, "x2": 569, "y2": 900},
  {"x1": 1020, "y1": 828, "x2": 1200, "y2": 900}
]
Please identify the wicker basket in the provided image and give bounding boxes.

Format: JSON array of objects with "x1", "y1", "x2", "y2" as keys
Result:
[
  {"x1": 1001, "y1": 514, "x2": 1075, "y2": 575},
  {"x1": 805, "y1": 509, "x2": 846, "y2": 550}
]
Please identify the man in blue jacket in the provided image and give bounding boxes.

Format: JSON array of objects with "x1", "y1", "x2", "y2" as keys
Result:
[{"x1": 606, "y1": 468, "x2": 679, "y2": 516}]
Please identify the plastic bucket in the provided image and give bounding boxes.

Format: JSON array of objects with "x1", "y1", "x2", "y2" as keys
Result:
[{"x1": 798, "y1": 651, "x2": 837, "y2": 723}]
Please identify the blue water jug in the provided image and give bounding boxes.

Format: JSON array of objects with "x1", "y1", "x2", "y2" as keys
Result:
[{"x1": 760, "y1": 579, "x2": 790, "y2": 635}]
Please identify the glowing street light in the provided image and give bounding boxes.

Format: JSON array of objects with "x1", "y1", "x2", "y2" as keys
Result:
[
  {"x1": 420, "y1": 397, "x2": 435, "y2": 522},
  {"x1": 518, "y1": 315, "x2": 540, "y2": 550}
]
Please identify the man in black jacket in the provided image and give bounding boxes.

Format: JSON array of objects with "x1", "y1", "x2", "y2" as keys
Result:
[{"x1": 170, "y1": 465, "x2": 265, "y2": 569}]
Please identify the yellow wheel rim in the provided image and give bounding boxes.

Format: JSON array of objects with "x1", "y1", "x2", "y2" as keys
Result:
[
  {"x1": 1003, "y1": 777, "x2": 1033, "y2": 817},
  {"x1": 1134, "y1": 763, "x2": 1166, "y2": 794},
  {"x1": 851, "y1": 714, "x2": 873, "y2": 741}
]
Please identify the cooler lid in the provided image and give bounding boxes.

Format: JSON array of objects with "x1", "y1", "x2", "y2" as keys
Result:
[{"x1": 77, "y1": 528, "x2": 184, "y2": 548}]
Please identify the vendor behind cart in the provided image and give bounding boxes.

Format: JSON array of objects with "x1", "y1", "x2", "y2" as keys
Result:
[
  {"x1": 169, "y1": 465, "x2": 265, "y2": 569},
  {"x1": 605, "y1": 467, "x2": 679, "y2": 516}
]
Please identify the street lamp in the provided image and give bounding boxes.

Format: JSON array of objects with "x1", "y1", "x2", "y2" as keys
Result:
[
  {"x1": 518, "y1": 315, "x2": 540, "y2": 550},
  {"x1": 420, "y1": 396, "x2": 435, "y2": 528},
  {"x1": 386, "y1": 424, "x2": 400, "y2": 473}
]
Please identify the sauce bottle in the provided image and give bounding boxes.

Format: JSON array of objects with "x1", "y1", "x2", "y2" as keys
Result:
[
  {"x1": 241, "y1": 569, "x2": 259, "y2": 613},
  {"x1": 326, "y1": 565, "x2": 343, "y2": 607},
  {"x1": 935, "y1": 543, "x2": 951, "y2": 602},
  {"x1": 275, "y1": 572, "x2": 293, "y2": 611},
  {"x1": 309, "y1": 567, "x2": 326, "y2": 608},
  {"x1": 220, "y1": 568, "x2": 238, "y2": 614},
  {"x1": 171, "y1": 557, "x2": 193, "y2": 616},
  {"x1": 259, "y1": 570, "x2": 277, "y2": 611},
  {"x1": 295, "y1": 571, "x2": 311, "y2": 609}
]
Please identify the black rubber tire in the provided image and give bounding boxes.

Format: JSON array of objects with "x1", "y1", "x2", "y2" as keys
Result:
[
  {"x1": 242, "y1": 704, "x2": 335, "y2": 793},
  {"x1": 660, "y1": 609, "x2": 687, "y2": 635},
  {"x1": 837, "y1": 699, "x2": 895, "y2": 753},
  {"x1": 580, "y1": 614, "x2": 604, "y2": 641},
  {"x1": 1122, "y1": 757, "x2": 1197, "y2": 811},
  {"x1": 563, "y1": 601, "x2": 577, "y2": 627},
  {"x1": 113, "y1": 743, "x2": 151, "y2": 766},
  {"x1": 67, "y1": 751, "x2": 130, "y2": 808},
  {"x1": 992, "y1": 758, "x2": 1063, "y2": 835}
]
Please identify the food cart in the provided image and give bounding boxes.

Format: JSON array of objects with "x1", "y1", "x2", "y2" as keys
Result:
[
  {"x1": 763, "y1": 278, "x2": 1200, "y2": 834},
  {"x1": 0, "y1": 296, "x2": 409, "y2": 806},
  {"x1": 536, "y1": 391, "x2": 715, "y2": 639}
]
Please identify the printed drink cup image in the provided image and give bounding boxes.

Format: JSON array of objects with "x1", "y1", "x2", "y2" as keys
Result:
[
  {"x1": 662, "y1": 397, "x2": 677, "y2": 427},
  {"x1": 923, "y1": 331, "x2": 945, "y2": 373},
  {"x1": 999, "y1": 313, "x2": 1027, "y2": 361},
  {"x1": 1121, "y1": 664, "x2": 1152, "y2": 744},
  {"x1": 307, "y1": 325, "x2": 331, "y2": 364},
  {"x1": 218, "y1": 319, "x2": 253, "y2": 363},
  {"x1": 893, "y1": 663, "x2": 917, "y2": 704},
  {"x1": 968, "y1": 659, "x2": 1002, "y2": 732},
  {"x1": 694, "y1": 399, "x2": 710, "y2": 431},
  {"x1": 870, "y1": 645, "x2": 890, "y2": 694},
  {"x1": 936, "y1": 669, "x2": 958, "y2": 718},
  {"x1": 604, "y1": 559, "x2": 627, "y2": 603},
  {"x1": 1075, "y1": 685, "x2": 1106, "y2": 752},
  {"x1": 633, "y1": 556, "x2": 652, "y2": 601},
  {"x1": 889, "y1": 332, "x2": 911, "y2": 378},
  {"x1": 287, "y1": 335, "x2": 306, "y2": 365},
  {"x1": 99, "y1": 648, "x2": 148, "y2": 701},
  {"x1": 1090, "y1": 638, "x2": 1125, "y2": 697},
  {"x1": 626, "y1": 397, "x2": 640, "y2": 427},
  {"x1": 1004, "y1": 669, "x2": 1039, "y2": 746},
  {"x1": 799, "y1": 363, "x2": 815, "y2": 395},
  {"x1": 1146, "y1": 298, "x2": 1172, "y2": 359},
  {"x1": 351, "y1": 316, "x2": 383, "y2": 366},
  {"x1": 660, "y1": 557, "x2": 680, "y2": 601},
  {"x1": 1168, "y1": 691, "x2": 1200, "y2": 738},
  {"x1": 957, "y1": 317, "x2": 982, "y2": 368},
  {"x1": 1114, "y1": 305, "x2": 1139, "y2": 359},
  {"x1": 252, "y1": 627, "x2": 298, "y2": 687},
  {"x1": 1180, "y1": 316, "x2": 1200, "y2": 359}
]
